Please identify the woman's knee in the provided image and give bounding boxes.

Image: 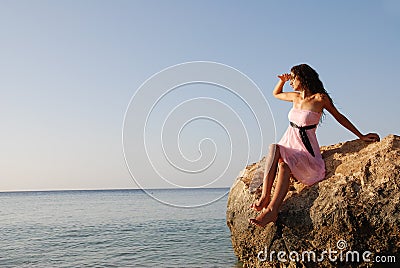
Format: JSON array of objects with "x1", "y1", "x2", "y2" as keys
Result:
[
  {"x1": 269, "y1": 143, "x2": 280, "y2": 155},
  {"x1": 278, "y1": 161, "x2": 290, "y2": 173}
]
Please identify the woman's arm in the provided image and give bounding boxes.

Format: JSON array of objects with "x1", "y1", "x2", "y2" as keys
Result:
[
  {"x1": 273, "y1": 74, "x2": 297, "y2": 101},
  {"x1": 323, "y1": 95, "x2": 380, "y2": 142}
]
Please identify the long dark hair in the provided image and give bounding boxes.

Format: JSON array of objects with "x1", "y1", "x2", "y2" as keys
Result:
[
  {"x1": 291, "y1": 64, "x2": 333, "y2": 105},
  {"x1": 291, "y1": 64, "x2": 333, "y2": 122}
]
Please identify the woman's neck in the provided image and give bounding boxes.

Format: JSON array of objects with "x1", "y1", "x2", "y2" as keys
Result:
[{"x1": 300, "y1": 88, "x2": 313, "y2": 99}]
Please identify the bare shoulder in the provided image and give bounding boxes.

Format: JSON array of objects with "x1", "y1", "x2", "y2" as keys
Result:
[
  {"x1": 320, "y1": 93, "x2": 340, "y2": 115},
  {"x1": 315, "y1": 93, "x2": 326, "y2": 101},
  {"x1": 318, "y1": 93, "x2": 332, "y2": 106}
]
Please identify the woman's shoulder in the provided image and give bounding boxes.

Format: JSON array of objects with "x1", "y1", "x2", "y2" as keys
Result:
[
  {"x1": 306, "y1": 93, "x2": 326, "y2": 112},
  {"x1": 316, "y1": 93, "x2": 334, "y2": 106},
  {"x1": 314, "y1": 92, "x2": 326, "y2": 100},
  {"x1": 313, "y1": 93, "x2": 332, "y2": 105}
]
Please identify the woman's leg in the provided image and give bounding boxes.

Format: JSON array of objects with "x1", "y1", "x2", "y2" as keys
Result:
[
  {"x1": 249, "y1": 161, "x2": 291, "y2": 227},
  {"x1": 251, "y1": 144, "x2": 280, "y2": 211}
]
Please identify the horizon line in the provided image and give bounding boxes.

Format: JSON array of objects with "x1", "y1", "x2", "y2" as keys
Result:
[{"x1": 0, "y1": 186, "x2": 231, "y2": 194}]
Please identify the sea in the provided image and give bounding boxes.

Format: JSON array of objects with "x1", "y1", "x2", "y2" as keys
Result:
[{"x1": 0, "y1": 188, "x2": 242, "y2": 267}]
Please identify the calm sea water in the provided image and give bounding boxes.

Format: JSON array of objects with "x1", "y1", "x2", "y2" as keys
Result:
[{"x1": 0, "y1": 188, "x2": 241, "y2": 267}]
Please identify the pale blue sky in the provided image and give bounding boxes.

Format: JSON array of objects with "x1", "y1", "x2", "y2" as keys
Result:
[{"x1": 1, "y1": 0, "x2": 399, "y2": 191}]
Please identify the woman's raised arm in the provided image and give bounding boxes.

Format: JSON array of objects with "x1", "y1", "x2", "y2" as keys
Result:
[{"x1": 272, "y1": 74, "x2": 297, "y2": 102}]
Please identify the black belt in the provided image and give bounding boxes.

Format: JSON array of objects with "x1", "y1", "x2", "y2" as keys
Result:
[{"x1": 290, "y1": 121, "x2": 317, "y2": 157}]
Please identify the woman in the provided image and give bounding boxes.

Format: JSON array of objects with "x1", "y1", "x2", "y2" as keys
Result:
[{"x1": 249, "y1": 64, "x2": 379, "y2": 227}]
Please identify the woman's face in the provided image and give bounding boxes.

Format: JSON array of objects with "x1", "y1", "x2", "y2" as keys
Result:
[{"x1": 289, "y1": 72, "x2": 301, "y2": 91}]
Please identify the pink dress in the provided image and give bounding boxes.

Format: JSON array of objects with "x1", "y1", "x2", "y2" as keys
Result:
[{"x1": 278, "y1": 108, "x2": 325, "y2": 186}]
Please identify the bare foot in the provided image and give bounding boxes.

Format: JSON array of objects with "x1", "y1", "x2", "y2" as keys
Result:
[
  {"x1": 248, "y1": 207, "x2": 278, "y2": 227},
  {"x1": 250, "y1": 196, "x2": 270, "y2": 211}
]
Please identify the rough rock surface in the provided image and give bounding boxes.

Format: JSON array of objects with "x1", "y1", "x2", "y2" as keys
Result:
[{"x1": 226, "y1": 134, "x2": 400, "y2": 267}]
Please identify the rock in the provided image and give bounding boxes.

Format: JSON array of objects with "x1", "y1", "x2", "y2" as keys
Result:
[{"x1": 226, "y1": 134, "x2": 400, "y2": 267}]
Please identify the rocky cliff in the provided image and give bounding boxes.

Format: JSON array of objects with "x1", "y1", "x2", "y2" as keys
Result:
[{"x1": 226, "y1": 134, "x2": 400, "y2": 268}]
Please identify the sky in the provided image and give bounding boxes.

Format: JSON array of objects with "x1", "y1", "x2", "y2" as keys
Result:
[{"x1": 0, "y1": 0, "x2": 399, "y2": 192}]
